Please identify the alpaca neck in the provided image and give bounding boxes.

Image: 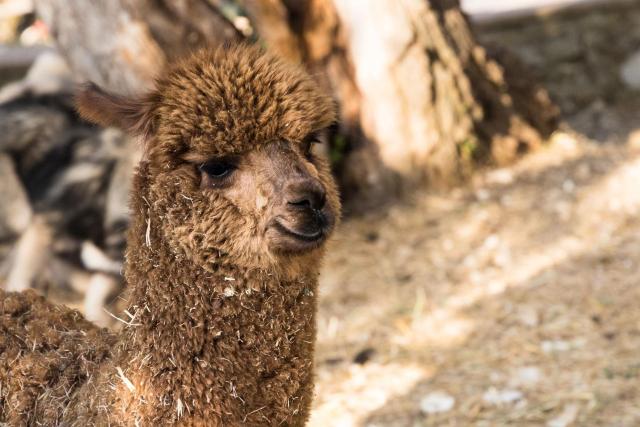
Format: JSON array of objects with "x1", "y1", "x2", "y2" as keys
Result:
[{"x1": 112, "y1": 166, "x2": 320, "y2": 424}]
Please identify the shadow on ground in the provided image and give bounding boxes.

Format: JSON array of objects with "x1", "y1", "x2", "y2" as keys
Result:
[{"x1": 311, "y1": 130, "x2": 640, "y2": 426}]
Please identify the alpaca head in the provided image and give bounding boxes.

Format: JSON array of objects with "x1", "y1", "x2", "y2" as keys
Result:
[{"x1": 77, "y1": 46, "x2": 340, "y2": 275}]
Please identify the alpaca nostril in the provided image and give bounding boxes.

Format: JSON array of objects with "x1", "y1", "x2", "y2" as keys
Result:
[
  {"x1": 288, "y1": 190, "x2": 325, "y2": 211},
  {"x1": 288, "y1": 198, "x2": 312, "y2": 209},
  {"x1": 285, "y1": 178, "x2": 326, "y2": 212}
]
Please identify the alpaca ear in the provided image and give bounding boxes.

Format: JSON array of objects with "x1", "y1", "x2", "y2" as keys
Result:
[{"x1": 75, "y1": 83, "x2": 157, "y2": 139}]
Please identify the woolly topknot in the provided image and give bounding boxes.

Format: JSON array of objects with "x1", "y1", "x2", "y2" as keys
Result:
[{"x1": 151, "y1": 45, "x2": 336, "y2": 161}]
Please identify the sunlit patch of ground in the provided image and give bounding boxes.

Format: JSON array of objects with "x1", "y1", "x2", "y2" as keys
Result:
[
  {"x1": 312, "y1": 131, "x2": 640, "y2": 426},
  {"x1": 462, "y1": 0, "x2": 593, "y2": 18}
]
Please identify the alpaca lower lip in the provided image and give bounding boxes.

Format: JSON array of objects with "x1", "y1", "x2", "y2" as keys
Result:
[{"x1": 273, "y1": 220, "x2": 324, "y2": 242}]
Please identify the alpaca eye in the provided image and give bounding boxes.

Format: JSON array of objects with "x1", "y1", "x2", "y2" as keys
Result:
[
  {"x1": 302, "y1": 135, "x2": 321, "y2": 159},
  {"x1": 199, "y1": 160, "x2": 236, "y2": 179}
]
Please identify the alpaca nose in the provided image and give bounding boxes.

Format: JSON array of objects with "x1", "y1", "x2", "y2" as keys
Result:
[{"x1": 286, "y1": 180, "x2": 326, "y2": 212}]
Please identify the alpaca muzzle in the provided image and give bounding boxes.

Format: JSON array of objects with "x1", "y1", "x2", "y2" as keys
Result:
[{"x1": 267, "y1": 178, "x2": 335, "y2": 254}]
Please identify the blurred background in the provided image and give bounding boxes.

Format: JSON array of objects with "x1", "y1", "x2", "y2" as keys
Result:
[{"x1": 1, "y1": 0, "x2": 639, "y2": 425}]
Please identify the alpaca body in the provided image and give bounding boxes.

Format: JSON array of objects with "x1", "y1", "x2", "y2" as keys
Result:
[
  {"x1": 1, "y1": 45, "x2": 339, "y2": 426},
  {"x1": 1, "y1": 268, "x2": 317, "y2": 426},
  {"x1": 1, "y1": 167, "x2": 320, "y2": 425},
  {"x1": 0, "y1": 289, "x2": 114, "y2": 425},
  {"x1": 67, "y1": 272, "x2": 318, "y2": 426},
  {"x1": 66, "y1": 168, "x2": 320, "y2": 425}
]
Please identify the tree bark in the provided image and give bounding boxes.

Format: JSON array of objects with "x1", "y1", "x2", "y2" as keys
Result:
[
  {"x1": 282, "y1": 0, "x2": 558, "y2": 206},
  {"x1": 34, "y1": 0, "x2": 558, "y2": 208},
  {"x1": 34, "y1": 0, "x2": 242, "y2": 93},
  {"x1": 35, "y1": 0, "x2": 165, "y2": 93}
]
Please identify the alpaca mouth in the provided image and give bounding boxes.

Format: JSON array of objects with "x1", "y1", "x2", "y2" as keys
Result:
[
  {"x1": 267, "y1": 216, "x2": 330, "y2": 255},
  {"x1": 273, "y1": 220, "x2": 325, "y2": 243},
  {"x1": 268, "y1": 210, "x2": 334, "y2": 254}
]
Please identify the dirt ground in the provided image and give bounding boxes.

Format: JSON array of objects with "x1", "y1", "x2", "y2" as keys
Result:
[
  {"x1": 312, "y1": 129, "x2": 640, "y2": 426},
  {"x1": 309, "y1": 4, "x2": 640, "y2": 426}
]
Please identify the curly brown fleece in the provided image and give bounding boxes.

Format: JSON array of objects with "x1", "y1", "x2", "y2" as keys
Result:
[
  {"x1": 0, "y1": 45, "x2": 339, "y2": 426},
  {"x1": 0, "y1": 290, "x2": 115, "y2": 426}
]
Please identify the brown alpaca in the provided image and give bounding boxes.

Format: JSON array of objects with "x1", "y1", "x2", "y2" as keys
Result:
[{"x1": 0, "y1": 45, "x2": 340, "y2": 426}]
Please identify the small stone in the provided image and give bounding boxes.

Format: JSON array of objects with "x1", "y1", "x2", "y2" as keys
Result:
[
  {"x1": 475, "y1": 188, "x2": 491, "y2": 201},
  {"x1": 493, "y1": 248, "x2": 512, "y2": 268},
  {"x1": 621, "y1": 50, "x2": 640, "y2": 89},
  {"x1": 511, "y1": 366, "x2": 541, "y2": 388},
  {"x1": 482, "y1": 234, "x2": 500, "y2": 250},
  {"x1": 514, "y1": 305, "x2": 539, "y2": 327},
  {"x1": 482, "y1": 387, "x2": 523, "y2": 405},
  {"x1": 486, "y1": 168, "x2": 514, "y2": 185},
  {"x1": 223, "y1": 287, "x2": 235, "y2": 297},
  {"x1": 551, "y1": 132, "x2": 578, "y2": 151},
  {"x1": 575, "y1": 163, "x2": 591, "y2": 180},
  {"x1": 547, "y1": 404, "x2": 579, "y2": 427},
  {"x1": 562, "y1": 179, "x2": 575, "y2": 194},
  {"x1": 419, "y1": 391, "x2": 455, "y2": 414},
  {"x1": 542, "y1": 340, "x2": 570, "y2": 353},
  {"x1": 541, "y1": 338, "x2": 586, "y2": 354},
  {"x1": 554, "y1": 201, "x2": 572, "y2": 221}
]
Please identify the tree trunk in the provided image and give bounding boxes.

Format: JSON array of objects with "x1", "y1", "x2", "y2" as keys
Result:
[
  {"x1": 276, "y1": 0, "x2": 559, "y2": 206},
  {"x1": 34, "y1": 0, "x2": 242, "y2": 93},
  {"x1": 35, "y1": 0, "x2": 164, "y2": 93},
  {"x1": 34, "y1": 0, "x2": 558, "y2": 208}
]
